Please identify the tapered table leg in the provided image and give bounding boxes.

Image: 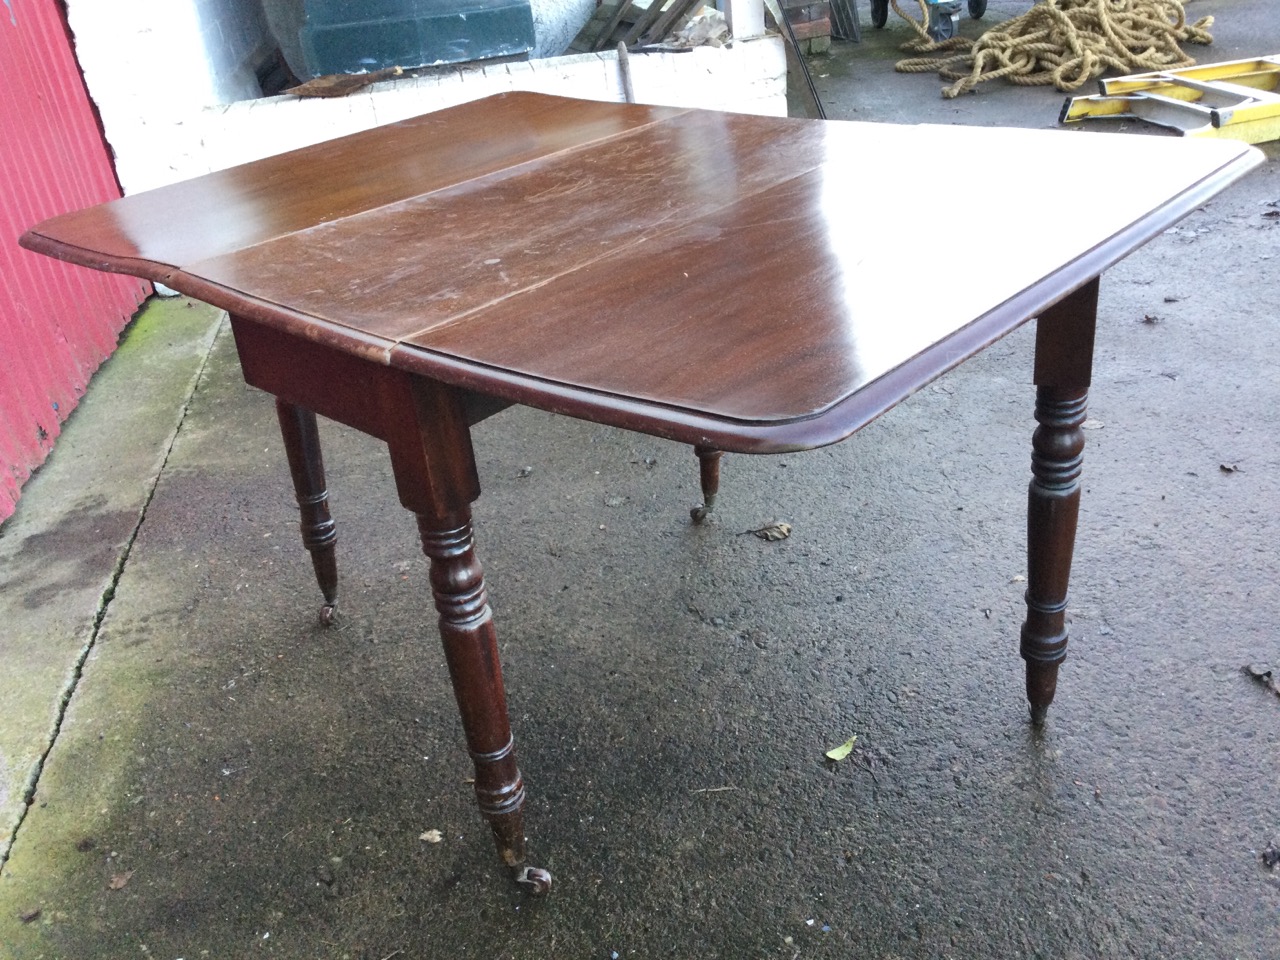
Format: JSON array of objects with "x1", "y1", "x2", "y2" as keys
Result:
[
  {"x1": 690, "y1": 445, "x2": 724, "y2": 523},
  {"x1": 275, "y1": 399, "x2": 339, "y2": 625},
  {"x1": 1021, "y1": 279, "x2": 1098, "y2": 724}
]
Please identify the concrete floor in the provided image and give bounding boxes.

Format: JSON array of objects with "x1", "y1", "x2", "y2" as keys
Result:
[{"x1": 2, "y1": 1, "x2": 1278, "y2": 956}]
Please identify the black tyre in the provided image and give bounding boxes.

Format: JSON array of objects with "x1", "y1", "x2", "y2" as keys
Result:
[
  {"x1": 968, "y1": 0, "x2": 986, "y2": 17},
  {"x1": 871, "y1": 0, "x2": 888, "y2": 28}
]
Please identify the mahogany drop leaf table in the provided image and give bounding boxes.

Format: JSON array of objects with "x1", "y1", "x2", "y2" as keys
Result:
[{"x1": 21, "y1": 93, "x2": 1262, "y2": 889}]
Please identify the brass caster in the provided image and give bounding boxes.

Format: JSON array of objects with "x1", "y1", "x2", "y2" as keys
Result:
[
  {"x1": 690, "y1": 492, "x2": 716, "y2": 524},
  {"x1": 515, "y1": 865, "x2": 552, "y2": 894}
]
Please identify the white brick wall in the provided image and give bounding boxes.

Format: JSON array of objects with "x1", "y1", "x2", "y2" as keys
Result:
[
  {"x1": 64, "y1": 0, "x2": 785, "y2": 196},
  {"x1": 191, "y1": 42, "x2": 787, "y2": 176}
]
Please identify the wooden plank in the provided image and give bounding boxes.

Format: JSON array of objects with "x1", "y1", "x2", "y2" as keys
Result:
[
  {"x1": 622, "y1": 0, "x2": 674, "y2": 47},
  {"x1": 640, "y1": 0, "x2": 705, "y2": 44},
  {"x1": 591, "y1": 0, "x2": 638, "y2": 51}
]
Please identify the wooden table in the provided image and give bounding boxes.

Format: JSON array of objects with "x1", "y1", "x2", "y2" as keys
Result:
[{"x1": 21, "y1": 93, "x2": 1261, "y2": 889}]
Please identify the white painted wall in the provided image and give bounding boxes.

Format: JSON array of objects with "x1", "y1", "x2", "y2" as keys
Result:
[
  {"x1": 530, "y1": 0, "x2": 597, "y2": 58},
  {"x1": 64, "y1": 0, "x2": 783, "y2": 197},
  {"x1": 67, "y1": 0, "x2": 271, "y2": 113}
]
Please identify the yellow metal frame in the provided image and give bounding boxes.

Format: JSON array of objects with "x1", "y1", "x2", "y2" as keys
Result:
[{"x1": 1060, "y1": 55, "x2": 1280, "y2": 143}]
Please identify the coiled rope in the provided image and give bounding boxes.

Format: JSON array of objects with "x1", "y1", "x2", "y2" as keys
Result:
[{"x1": 892, "y1": 0, "x2": 1213, "y2": 98}]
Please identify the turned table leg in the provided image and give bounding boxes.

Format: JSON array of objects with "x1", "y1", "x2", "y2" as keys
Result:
[
  {"x1": 1021, "y1": 279, "x2": 1098, "y2": 724},
  {"x1": 689, "y1": 445, "x2": 723, "y2": 523},
  {"x1": 417, "y1": 510, "x2": 530, "y2": 865},
  {"x1": 383, "y1": 375, "x2": 548, "y2": 890},
  {"x1": 275, "y1": 399, "x2": 339, "y2": 625}
]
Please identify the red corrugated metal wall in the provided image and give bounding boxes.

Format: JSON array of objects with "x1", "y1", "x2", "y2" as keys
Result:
[{"x1": 1, "y1": 0, "x2": 151, "y2": 523}]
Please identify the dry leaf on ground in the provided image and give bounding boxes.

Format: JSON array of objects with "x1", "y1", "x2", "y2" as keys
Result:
[
  {"x1": 825, "y1": 736, "x2": 858, "y2": 762},
  {"x1": 746, "y1": 521, "x2": 792, "y2": 541},
  {"x1": 107, "y1": 871, "x2": 134, "y2": 890}
]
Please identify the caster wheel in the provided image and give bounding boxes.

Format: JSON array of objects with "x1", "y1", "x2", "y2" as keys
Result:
[
  {"x1": 516, "y1": 866, "x2": 553, "y2": 894},
  {"x1": 871, "y1": 0, "x2": 888, "y2": 28},
  {"x1": 968, "y1": 0, "x2": 986, "y2": 17}
]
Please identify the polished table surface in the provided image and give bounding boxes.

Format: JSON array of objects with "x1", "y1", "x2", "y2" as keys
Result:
[{"x1": 22, "y1": 92, "x2": 1262, "y2": 888}]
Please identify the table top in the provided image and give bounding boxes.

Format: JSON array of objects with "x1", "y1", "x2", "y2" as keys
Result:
[{"x1": 22, "y1": 93, "x2": 1261, "y2": 452}]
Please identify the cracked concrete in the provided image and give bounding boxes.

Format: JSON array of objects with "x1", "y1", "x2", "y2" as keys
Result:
[
  {"x1": 1, "y1": 2, "x2": 1278, "y2": 956},
  {"x1": 0, "y1": 299, "x2": 224, "y2": 869}
]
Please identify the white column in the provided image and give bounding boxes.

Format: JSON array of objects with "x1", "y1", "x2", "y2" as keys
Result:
[{"x1": 725, "y1": 0, "x2": 767, "y2": 40}]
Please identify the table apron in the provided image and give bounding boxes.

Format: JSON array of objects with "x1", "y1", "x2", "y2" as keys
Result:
[{"x1": 229, "y1": 315, "x2": 512, "y2": 438}]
